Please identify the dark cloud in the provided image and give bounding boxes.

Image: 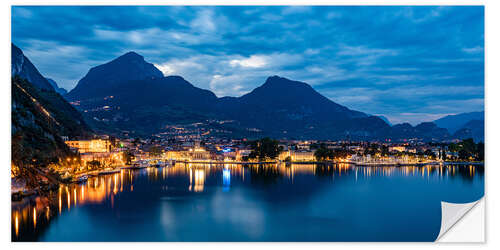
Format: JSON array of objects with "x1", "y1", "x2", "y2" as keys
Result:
[{"x1": 11, "y1": 6, "x2": 484, "y2": 125}]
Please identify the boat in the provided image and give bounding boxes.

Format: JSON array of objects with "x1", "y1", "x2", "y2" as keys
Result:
[
  {"x1": 78, "y1": 175, "x2": 89, "y2": 182},
  {"x1": 73, "y1": 175, "x2": 89, "y2": 183},
  {"x1": 156, "y1": 160, "x2": 171, "y2": 167}
]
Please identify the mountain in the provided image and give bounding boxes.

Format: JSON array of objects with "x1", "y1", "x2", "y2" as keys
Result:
[
  {"x1": 65, "y1": 51, "x2": 454, "y2": 141},
  {"x1": 383, "y1": 122, "x2": 449, "y2": 141},
  {"x1": 215, "y1": 76, "x2": 390, "y2": 139},
  {"x1": 377, "y1": 115, "x2": 392, "y2": 126},
  {"x1": 11, "y1": 45, "x2": 92, "y2": 184},
  {"x1": 453, "y1": 119, "x2": 484, "y2": 142},
  {"x1": 65, "y1": 51, "x2": 164, "y2": 101},
  {"x1": 12, "y1": 76, "x2": 92, "y2": 178},
  {"x1": 46, "y1": 78, "x2": 68, "y2": 95},
  {"x1": 434, "y1": 111, "x2": 484, "y2": 134},
  {"x1": 11, "y1": 44, "x2": 54, "y2": 91},
  {"x1": 74, "y1": 75, "x2": 219, "y2": 136}
]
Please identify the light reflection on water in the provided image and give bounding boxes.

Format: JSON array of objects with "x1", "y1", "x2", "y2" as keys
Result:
[{"x1": 12, "y1": 163, "x2": 484, "y2": 242}]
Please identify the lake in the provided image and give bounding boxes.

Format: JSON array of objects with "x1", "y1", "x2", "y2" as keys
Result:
[{"x1": 11, "y1": 163, "x2": 484, "y2": 242}]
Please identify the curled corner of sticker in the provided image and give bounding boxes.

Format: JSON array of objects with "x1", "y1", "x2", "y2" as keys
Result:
[{"x1": 435, "y1": 198, "x2": 483, "y2": 242}]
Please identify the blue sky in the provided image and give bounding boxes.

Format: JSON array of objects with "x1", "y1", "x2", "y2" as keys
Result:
[{"x1": 11, "y1": 6, "x2": 484, "y2": 125}]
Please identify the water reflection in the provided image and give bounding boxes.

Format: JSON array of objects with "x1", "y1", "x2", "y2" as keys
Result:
[
  {"x1": 223, "y1": 168, "x2": 231, "y2": 192},
  {"x1": 12, "y1": 163, "x2": 484, "y2": 241}
]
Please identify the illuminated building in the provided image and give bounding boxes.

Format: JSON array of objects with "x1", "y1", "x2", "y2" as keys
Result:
[
  {"x1": 279, "y1": 150, "x2": 315, "y2": 162},
  {"x1": 65, "y1": 139, "x2": 111, "y2": 153},
  {"x1": 166, "y1": 151, "x2": 190, "y2": 161},
  {"x1": 236, "y1": 149, "x2": 251, "y2": 161},
  {"x1": 389, "y1": 146, "x2": 406, "y2": 152},
  {"x1": 165, "y1": 146, "x2": 213, "y2": 161},
  {"x1": 190, "y1": 147, "x2": 212, "y2": 161}
]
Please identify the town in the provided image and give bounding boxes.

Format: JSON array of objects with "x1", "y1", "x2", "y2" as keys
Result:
[{"x1": 53, "y1": 126, "x2": 484, "y2": 180}]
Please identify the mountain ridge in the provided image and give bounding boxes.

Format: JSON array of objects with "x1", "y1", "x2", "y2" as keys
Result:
[
  {"x1": 453, "y1": 119, "x2": 484, "y2": 142},
  {"x1": 46, "y1": 78, "x2": 68, "y2": 95},
  {"x1": 64, "y1": 51, "x2": 461, "y2": 141},
  {"x1": 11, "y1": 44, "x2": 92, "y2": 175},
  {"x1": 11, "y1": 43, "x2": 55, "y2": 91},
  {"x1": 65, "y1": 50, "x2": 164, "y2": 101},
  {"x1": 434, "y1": 111, "x2": 484, "y2": 134}
]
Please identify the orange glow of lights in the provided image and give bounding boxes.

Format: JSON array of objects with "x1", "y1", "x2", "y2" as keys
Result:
[
  {"x1": 33, "y1": 207, "x2": 37, "y2": 228},
  {"x1": 15, "y1": 212, "x2": 19, "y2": 236}
]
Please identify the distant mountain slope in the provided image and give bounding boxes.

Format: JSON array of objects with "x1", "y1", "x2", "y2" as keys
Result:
[
  {"x1": 75, "y1": 75, "x2": 219, "y2": 136},
  {"x1": 65, "y1": 51, "x2": 455, "y2": 141},
  {"x1": 46, "y1": 78, "x2": 68, "y2": 95},
  {"x1": 216, "y1": 76, "x2": 386, "y2": 139},
  {"x1": 11, "y1": 45, "x2": 93, "y2": 183},
  {"x1": 11, "y1": 44, "x2": 54, "y2": 91},
  {"x1": 377, "y1": 115, "x2": 392, "y2": 126},
  {"x1": 453, "y1": 119, "x2": 484, "y2": 142},
  {"x1": 66, "y1": 51, "x2": 164, "y2": 101},
  {"x1": 434, "y1": 111, "x2": 484, "y2": 134},
  {"x1": 380, "y1": 121, "x2": 449, "y2": 141}
]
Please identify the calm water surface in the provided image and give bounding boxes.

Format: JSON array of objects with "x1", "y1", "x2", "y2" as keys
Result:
[{"x1": 12, "y1": 163, "x2": 484, "y2": 242}]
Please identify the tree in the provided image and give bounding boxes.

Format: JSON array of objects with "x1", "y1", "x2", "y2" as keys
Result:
[
  {"x1": 477, "y1": 142, "x2": 484, "y2": 161},
  {"x1": 424, "y1": 149, "x2": 436, "y2": 159},
  {"x1": 248, "y1": 138, "x2": 282, "y2": 161},
  {"x1": 458, "y1": 149, "x2": 470, "y2": 160},
  {"x1": 132, "y1": 138, "x2": 141, "y2": 146},
  {"x1": 445, "y1": 138, "x2": 484, "y2": 162},
  {"x1": 87, "y1": 160, "x2": 101, "y2": 170},
  {"x1": 380, "y1": 145, "x2": 389, "y2": 156},
  {"x1": 448, "y1": 143, "x2": 461, "y2": 152},
  {"x1": 148, "y1": 146, "x2": 162, "y2": 157},
  {"x1": 333, "y1": 149, "x2": 350, "y2": 159},
  {"x1": 440, "y1": 148, "x2": 446, "y2": 160},
  {"x1": 122, "y1": 150, "x2": 134, "y2": 165},
  {"x1": 364, "y1": 143, "x2": 379, "y2": 156},
  {"x1": 314, "y1": 145, "x2": 333, "y2": 161}
]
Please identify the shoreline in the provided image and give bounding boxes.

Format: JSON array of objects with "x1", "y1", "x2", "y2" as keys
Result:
[
  {"x1": 11, "y1": 160, "x2": 484, "y2": 199},
  {"x1": 175, "y1": 160, "x2": 484, "y2": 166}
]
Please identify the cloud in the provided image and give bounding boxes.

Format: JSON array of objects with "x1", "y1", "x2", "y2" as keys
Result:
[
  {"x1": 463, "y1": 46, "x2": 484, "y2": 54},
  {"x1": 190, "y1": 9, "x2": 216, "y2": 33},
  {"x1": 230, "y1": 55, "x2": 268, "y2": 68},
  {"x1": 325, "y1": 11, "x2": 342, "y2": 19},
  {"x1": 11, "y1": 6, "x2": 484, "y2": 124},
  {"x1": 337, "y1": 45, "x2": 398, "y2": 57},
  {"x1": 12, "y1": 7, "x2": 32, "y2": 18},
  {"x1": 154, "y1": 63, "x2": 173, "y2": 76},
  {"x1": 281, "y1": 6, "x2": 313, "y2": 15},
  {"x1": 19, "y1": 39, "x2": 99, "y2": 91},
  {"x1": 384, "y1": 113, "x2": 453, "y2": 125}
]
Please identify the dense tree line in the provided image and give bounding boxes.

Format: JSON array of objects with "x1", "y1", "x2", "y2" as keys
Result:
[
  {"x1": 447, "y1": 138, "x2": 484, "y2": 161},
  {"x1": 247, "y1": 137, "x2": 283, "y2": 161},
  {"x1": 314, "y1": 144, "x2": 352, "y2": 161}
]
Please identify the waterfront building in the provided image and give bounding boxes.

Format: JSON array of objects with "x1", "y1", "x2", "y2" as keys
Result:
[
  {"x1": 190, "y1": 147, "x2": 212, "y2": 161},
  {"x1": 389, "y1": 146, "x2": 406, "y2": 152},
  {"x1": 236, "y1": 149, "x2": 252, "y2": 161},
  {"x1": 279, "y1": 150, "x2": 315, "y2": 162},
  {"x1": 165, "y1": 147, "x2": 213, "y2": 161},
  {"x1": 296, "y1": 141, "x2": 312, "y2": 150},
  {"x1": 65, "y1": 139, "x2": 111, "y2": 153},
  {"x1": 80, "y1": 152, "x2": 122, "y2": 163}
]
